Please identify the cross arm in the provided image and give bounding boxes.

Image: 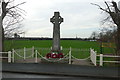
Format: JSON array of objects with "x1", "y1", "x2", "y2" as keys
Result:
[
  {"x1": 50, "y1": 16, "x2": 55, "y2": 23},
  {"x1": 59, "y1": 16, "x2": 63, "y2": 24}
]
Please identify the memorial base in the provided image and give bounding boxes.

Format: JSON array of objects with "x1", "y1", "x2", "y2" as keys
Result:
[
  {"x1": 41, "y1": 58, "x2": 69, "y2": 64},
  {"x1": 41, "y1": 52, "x2": 68, "y2": 63},
  {"x1": 46, "y1": 52, "x2": 64, "y2": 58}
]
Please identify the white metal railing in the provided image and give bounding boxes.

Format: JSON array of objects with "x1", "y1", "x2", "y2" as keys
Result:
[
  {"x1": 1, "y1": 47, "x2": 120, "y2": 66},
  {"x1": 11, "y1": 47, "x2": 82, "y2": 63},
  {"x1": 12, "y1": 46, "x2": 35, "y2": 63},
  {"x1": 12, "y1": 46, "x2": 68, "y2": 63},
  {"x1": 36, "y1": 50, "x2": 69, "y2": 62},
  {"x1": 97, "y1": 54, "x2": 120, "y2": 66},
  {"x1": 90, "y1": 48, "x2": 120, "y2": 66},
  {"x1": 1, "y1": 47, "x2": 90, "y2": 64},
  {"x1": 90, "y1": 48, "x2": 97, "y2": 66},
  {"x1": 69, "y1": 47, "x2": 72, "y2": 64},
  {"x1": 0, "y1": 51, "x2": 12, "y2": 63}
]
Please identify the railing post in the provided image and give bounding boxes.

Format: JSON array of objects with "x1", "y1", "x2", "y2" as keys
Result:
[
  {"x1": 8, "y1": 51, "x2": 11, "y2": 63},
  {"x1": 24, "y1": 47, "x2": 26, "y2": 60},
  {"x1": 35, "y1": 50, "x2": 38, "y2": 63},
  {"x1": 100, "y1": 54, "x2": 103, "y2": 66},
  {"x1": 32, "y1": 46, "x2": 34, "y2": 58},
  {"x1": 90, "y1": 48, "x2": 92, "y2": 61},
  {"x1": 94, "y1": 51, "x2": 97, "y2": 66},
  {"x1": 50, "y1": 46, "x2": 52, "y2": 50},
  {"x1": 12, "y1": 49, "x2": 14, "y2": 63},
  {"x1": 69, "y1": 47, "x2": 72, "y2": 64},
  {"x1": 61, "y1": 46, "x2": 63, "y2": 50}
]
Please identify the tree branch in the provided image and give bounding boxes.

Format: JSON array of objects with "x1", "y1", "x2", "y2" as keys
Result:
[
  {"x1": 112, "y1": 1, "x2": 120, "y2": 13},
  {"x1": 104, "y1": 1, "x2": 112, "y2": 13},
  {"x1": 91, "y1": 3, "x2": 110, "y2": 13},
  {"x1": 8, "y1": 2, "x2": 26, "y2": 10}
]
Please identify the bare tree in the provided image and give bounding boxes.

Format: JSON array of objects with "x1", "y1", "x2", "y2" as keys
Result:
[
  {"x1": 99, "y1": 27, "x2": 116, "y2": 42},
  {"x1": 92, "y1": 1, "x2": 120, "y2": 56},
  {"x1": 4, "y1": 23, "x2": 24, "y2": 37},
  {"x1": 90, "y1": 31, "x2": 99, "y2": 40},
  {"x1": 0, "y1": 0, "x2": 25, "y2": 52}
]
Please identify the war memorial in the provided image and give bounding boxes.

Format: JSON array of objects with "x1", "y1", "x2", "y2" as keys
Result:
[{"x1": 0, "y1": 12, "x2": 119, "y2": 79}]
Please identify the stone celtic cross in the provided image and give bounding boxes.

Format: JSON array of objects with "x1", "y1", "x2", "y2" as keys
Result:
[{"x1": 50, "y1": 12, "x2": 63, "y2": 53}]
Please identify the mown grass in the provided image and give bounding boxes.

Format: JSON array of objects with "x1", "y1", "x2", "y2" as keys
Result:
[
  {"x1": 4, "y1": 40, "x2": 117, "y2": 66},
  {"x1": 4, "y1": 40, "x2": 115, "y2": 54},
  {"x1": 4, "y1": 40, "x2": 52, "y2": 51}
]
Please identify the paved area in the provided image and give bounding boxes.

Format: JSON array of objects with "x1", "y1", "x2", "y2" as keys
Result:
[
  {"x1": 13, "y1": 58, "x2": 93, "y2": 66},
  {"x1": 2, "y1": 72, "x2": 73, "y2": 78},
  {"x1": 72, "y1": 59, "x2": 93, "y2": 66},
  {"x1": 2, "y1": 72, "x2": 117, "y2": 80},
  {"x1": 14, "y1": 58, "x2": 41, "y2": 63},
  {"x1": 2, "y1": 63, "x2": 119, "y2": 79}
]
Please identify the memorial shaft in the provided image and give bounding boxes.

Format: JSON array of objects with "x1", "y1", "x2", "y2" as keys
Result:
[{"x1": 50, "y1": 12, "x2": 63, "y2": 52}]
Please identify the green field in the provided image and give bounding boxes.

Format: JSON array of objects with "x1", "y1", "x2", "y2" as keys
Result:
[{"x1": 4, "y1": 40, "x2": 115, "y2": 54}]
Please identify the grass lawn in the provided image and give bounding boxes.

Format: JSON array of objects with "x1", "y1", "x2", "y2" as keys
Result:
[
  {"x1": 4, "y1": 40, "x2": 115, "y2": 54},
  {"x1": 4, "y1": 40, "x2": 115, "y2": 58}
]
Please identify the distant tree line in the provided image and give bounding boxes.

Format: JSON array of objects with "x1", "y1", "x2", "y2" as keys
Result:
[
  {"x1": 5, "y1": 37, "x2": 96, "y2": 41},
  {"x1": 90, "y1": 27, "x2": 116, "y2": 42}
]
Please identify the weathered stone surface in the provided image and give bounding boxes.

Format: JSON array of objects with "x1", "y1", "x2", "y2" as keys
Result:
[
  {"x1": 50, "y1": 12, "x2": 63, "y2": 52},
  {"x1": 0, "y1": 16, "x2": 3, "y2": 53}
]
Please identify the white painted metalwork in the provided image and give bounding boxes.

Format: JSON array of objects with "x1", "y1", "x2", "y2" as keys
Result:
[
  {"x1": 100, "y1": 54, "x2": 103, "y2": 66},
  {"x1": 8, "y1": 51, "x2": 12, "y2": 63},
  {"x1": 0, "y1": 51, "x2": 12, "y2": 63},
  {"x1": 69, "y1": 47, "x2": 72, "y2": 64},
  {"x1": 97, "y1": 54, "x2": 120, "y2": 66},
  {"x1": 35, "y1": 50, "x2": 38, "y2": 63},
  {"x1": 24, "y1": 47, "x2": 26, "y2": 60},
  {"x1": 90, "y1": 48, "x2": 97, "y2": 66}
]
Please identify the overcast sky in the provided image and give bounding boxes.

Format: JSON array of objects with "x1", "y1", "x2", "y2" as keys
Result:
[{"x1": 14, "y1": 0, "x2": 119, "y2": 38}]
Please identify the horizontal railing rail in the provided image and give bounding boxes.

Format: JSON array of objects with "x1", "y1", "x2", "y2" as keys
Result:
[
  {"x1": 90, "y1": 49, "x2": 120, "y2": 66},
  {"x1": 0, "y1": 51, "x2": 12, "y2": 63}
]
